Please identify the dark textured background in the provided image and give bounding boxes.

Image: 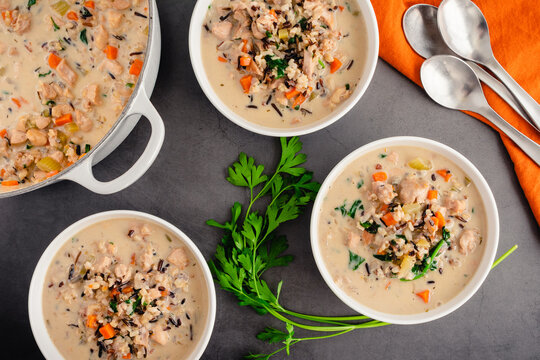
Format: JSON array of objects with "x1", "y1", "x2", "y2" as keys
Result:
[{"x1": 2, "y1": 1, "x2": 539, "y2": 359}]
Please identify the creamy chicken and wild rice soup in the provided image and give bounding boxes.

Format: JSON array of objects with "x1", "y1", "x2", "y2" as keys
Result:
[
  {"x1": 0, "y1": 0, "x2": 149, "y2": 191},
  {"x1": 43, "y1": 219, "x2": 209, "y2": 359},
  {"x1": 202, "y1": 0, "x2": 367, "y2": 127},
  {"x1": 318, "y1": 147, "x2": 486, "y2": 314}
]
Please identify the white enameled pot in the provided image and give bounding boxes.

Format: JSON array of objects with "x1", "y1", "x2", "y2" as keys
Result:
[
  {"x1": 28, "y1": 210, "x2": 217, "y2": 360},
  {"x1": 310, "y1": 136, "x2": 499, "y2": 325},
  {"x1": 0, "y1": 0, "x2": 164, "y2": 197},
  {"x1": 188, "y1": 0, "x2": 379, "y2": 137}
]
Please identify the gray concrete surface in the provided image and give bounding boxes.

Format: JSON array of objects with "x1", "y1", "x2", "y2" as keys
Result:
[{"x1": 1, "y1": 1, "x2": 539, "y2": 359}]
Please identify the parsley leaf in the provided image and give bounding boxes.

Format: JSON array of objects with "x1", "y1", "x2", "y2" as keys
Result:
[
  {"x1": 80, "y1": 28, "x2": 88, "y2": 45},
  {"x1": 265, "y1": 55, "x2": 288, "y2": 79},
  {"x1": 349, "y1": 250, "x2": 365, "y2": 270},
  {"x1": 207, "y1": 137, "x2": 388, "y2": 358},
  {"x1": 27, "y1": 0, "x2": 36, "y2": 9}
]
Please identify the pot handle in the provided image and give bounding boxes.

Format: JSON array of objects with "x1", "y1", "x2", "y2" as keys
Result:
[{"x1": 62, "y1": 87, "x2": 165, "y2": 194}]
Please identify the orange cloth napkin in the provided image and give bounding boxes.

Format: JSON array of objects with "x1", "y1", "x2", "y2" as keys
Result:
[{"x1": 371, "y1": 0, "x2": 540, "y2": 225}]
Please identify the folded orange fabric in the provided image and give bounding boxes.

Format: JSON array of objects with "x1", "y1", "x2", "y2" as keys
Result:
[{"x1": 371, "y1": 0, "x2": 540, "y2": 224}]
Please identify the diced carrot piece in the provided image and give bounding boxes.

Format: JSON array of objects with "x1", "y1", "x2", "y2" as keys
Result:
[
  {"x1": 376, "y1": 249, "x2": 386, "y2": 255},
  {"x1": 129, "y1": 59, "x2": 144, "y2": 76},
  {"x1": 66, "y1": 11, "x2": 78, "y2": 20},
  {"x1": 330, "y1": 58, "x2": 342, "y2": 73},
  {"x1": 48, "y1": 53, "x2": 62, "y2": 69},
  {"x1": 379, "y1": 203, "x2": 389, "y2": 213},
  {"x1": 431, "y1": 216, "x2": 439, "y2": 229},
  {"x1": 0, "y1": 168, "x2": 5, "y2": 177},
  {"x1": 104, "y1": 45, "x2": 118, "y2": 60},
  {"x1": 1, "y1": 180, "x2": 18, "y2": 186},
  {"x1": 338, "y1": 5, "x2": 344, "y2": 11},
  {"x1": 160, "y1": 290, "x2": 168, "y2": 297},
  {"x1": 372, "y1": 172, "x2": 387, "y2": 182},
  {"x1": 269, "y1": 9, "x2": 278, "y2": 19},
  {"x1": 130, "y1": 253, "x2": 136, "y2": 265},
  {"x1": 99, "y1": 323, "x2": 116, "y2": 339},
  {"x1": 55, "y1": 114, "x2": 73, "y2": 126},
  {"x1": 381, "y1": 212, "x2": 397, "y2": 227},
  {"x1": 46, "y1": 170, "x2": 59, "y2": 178},
  {"x1": 217, "y1": 56, "x2": 227, "y2": 63},
  {"x1": 239, "y1": 75, "x2": 252, "y2": 93},
  {"x1": 435, "y1": 211, "x2": 445, "y2": 228},
  {"x1": 241, "y1": 39, "x2": 248, "y2": 53},
  {"x1": 110, "y1": 288, "x2": 120, "y2": 297},
  {"x1": 436, "y1": 169, "x2": 452, "y2": 182},
  {"x1": 84, "y1": 1, "x2": 95, "y2": 9},
  {"x1": 11, "y1": 98, "x2": 21, "y2": 108},
  {"x1": 122, "y1": 286, "x2": 133, "y2": 294},
  {"x1": 416, "y1": 289, "x2": 430, "y2": 303},
  {"x1": 86, "y1": 314, "x2": 98, "y2": 329},
  {"x1": 292, "y1": 93, "x2": 306, "y2": 108},
  {"x1": 385, "y1": 281, "x2": 391, "y2": 290},
  {"x1": 427, "y1": 190, "x2": 438, "y2": 200},
  {"x1": 122, "y1": 354, "x2": 132, "y2": 359},
  {"x1": 285, "y1": 87, "x2": 300, "y2": 99},
  {"x1": 0, "y1": 129, "x2": 6, "y2": 138},
  {"x1": 239, "y1": 56, "x2": 251, "y2": 66}
]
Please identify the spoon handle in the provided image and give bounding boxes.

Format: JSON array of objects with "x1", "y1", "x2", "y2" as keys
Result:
[
  {"x1": 485, "y1": 59, "x2": 540, "y2": 131},
  {"x1": 478, "y1": 107, "x2": 540, "y2": 166},
  {"x1": 467, "y1": 61, "x2": 533, "y2": 128}
]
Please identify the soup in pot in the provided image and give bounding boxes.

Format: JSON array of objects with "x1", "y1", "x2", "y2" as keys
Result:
[
  {"x1": 0, "y1": 0, "x2": 149, "y2": 191},
  {"x1": 317, "y1": 147, "x2": 486, "y2": 315},
  {"x1": 42, "y1": 218, "x2": 209, "y2": 359}
]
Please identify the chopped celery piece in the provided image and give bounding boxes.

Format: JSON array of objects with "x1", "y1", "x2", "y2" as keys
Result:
[
  {"x1": 36, "y1": 157, "x2": 61, "y2": 172},
  {"x1": 64, "y1": 122, "x2": 79, "y2": 133},
  {"x1": 408, "y1": 157, "x2": 432, "y2": 171},
  {"x1": 51, "y1": 0, "x2": 70, "y2": 16},
  {"x1": 402, "y1": 203, "x2": 422, "y2": 214},
  {"x1": 278, "y1": 29, "x2": 288, "y2": 41}
]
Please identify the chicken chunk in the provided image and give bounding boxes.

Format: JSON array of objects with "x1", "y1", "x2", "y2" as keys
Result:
[
  {"x1": 398, "y1": 176, "x2": 429, "y2": 204},
  {"x1": 151, "y1": 326, "x2": 169, "y2": 345},
  {"x1": 94, "y1": 25, "x2": 109, "y2": 50},
  {"x1": 83, "y1": 84, "x2": 100, "y2": 106},
  {"x1": 9, "y1": 130, "x2": 27, "y2": 144},
  {"x1": 211, "y1": 21, "x2": 233, "y2": 40},
  {"x1": 372, "y1": 181, "x2": 397, "y2": 204},
  {"x1": 346, "y1": 231, "x2": 360, "y2": 248},
  {"x1": 114, "y1": 264, "x2": 131, "y2": 282},
  {"x1": 107, "y1": 10, "x2": 123, "y2": 28},
  {"x1": 94, "y1": 255, "x2": 111, "y2": 272},
  {"x1": 56, "y1": 59, "x2": 78, "y2": 86},
  {"x1": 38, "y1": 82, "x2": 57, "y2": 100},
  {"x1": 112, "y1": 0, "x2": 131, "y2": 10},
  {"x1": 445, "y1": 197, "x2": 468, "y2": 216},
  {"x1": 459, "y1": 229, "x2": 479, "y2": 255},
  {"x1": 100, "y1": 59, "x2": 124, "y2": 77},
  {"x1": 26, "y1": 129, "x2": 48, "y2": 146},
  {"x1": 74, "y1": 110, "x2": 93, "y2": 132},
  {"x1": 167, "y1": 248, "x2": 189, "y2": 269},
  {"x1": 302, "y1": 50, "x2": 315, "y2": 79}
]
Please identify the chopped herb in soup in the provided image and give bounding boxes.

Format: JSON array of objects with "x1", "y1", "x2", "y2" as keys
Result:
[
  {"x1": 0, "y1": 0, "x2": 149, "y2": 191},
  {"x1": 42, "y1": 219, "x2": 209, "y2": 359},
  {"x1": 318, "y1": 147, "x2": 486, "y2": 314},
  {"x1": 201, "y1": 0, "x2": 367, "y2": 127}
]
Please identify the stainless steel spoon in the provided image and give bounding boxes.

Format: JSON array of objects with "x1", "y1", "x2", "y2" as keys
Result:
[
  {"x1": 438, "y1": 0, "x2": 540, "y2": 130},
  {"x1": 402, "y1": 4, "x2": 532, "y2": 127},
  {"x1": 421, "y1": 55, "x2": 540, "y2": 166}
]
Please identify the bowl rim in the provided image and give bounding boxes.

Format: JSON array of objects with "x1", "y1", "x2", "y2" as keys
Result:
[
  {"x1": 310, "y1": 136, "x2": 500, "y2": 325},
  {"x1": 28, "y1": 210, "x2": 217, "y2": 360},
  {"x1": 188, "y1": 0, "x2": 380, "y2": 137}
]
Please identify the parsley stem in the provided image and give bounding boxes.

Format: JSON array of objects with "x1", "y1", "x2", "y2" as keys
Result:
[
  {"x1": 281, "y1": 309, "x2": 370, "y2": 322},
  {"x1": 267, "y1": 308, "x2": 389, "y2": 332},
  {"x1": 491, "y1": 244, "x2": 518, "y2": 269}
]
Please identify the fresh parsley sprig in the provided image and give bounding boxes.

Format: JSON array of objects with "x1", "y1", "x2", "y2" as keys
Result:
[{"x1": 207, "y1": 137, "x2": 389, "y2": 359}]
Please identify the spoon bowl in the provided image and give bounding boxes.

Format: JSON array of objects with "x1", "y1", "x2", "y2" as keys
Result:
[
  {"x1": 420, "y1": 55, "x2": 484, "y2": 111},
  {"x1": 421, "y1": 55, "x2": 540, "y2": 166},
  {"x1": 403, "y1": 4, "x2": 454, "y2": 59},
  {"x1": 437, "y1": 0, "x2": 493, "y2": 64}
]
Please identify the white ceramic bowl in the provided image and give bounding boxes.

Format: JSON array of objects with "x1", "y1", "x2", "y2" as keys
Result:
[
  {"x1": 310, "y1": 136, "x2": 499, "y2": 324},
  {"x1": 28, "y1": 211, "x2": 217, "y2": 360},
  {"x1": 188, "y1": 0, "x2": 379, "y2": 137}
]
